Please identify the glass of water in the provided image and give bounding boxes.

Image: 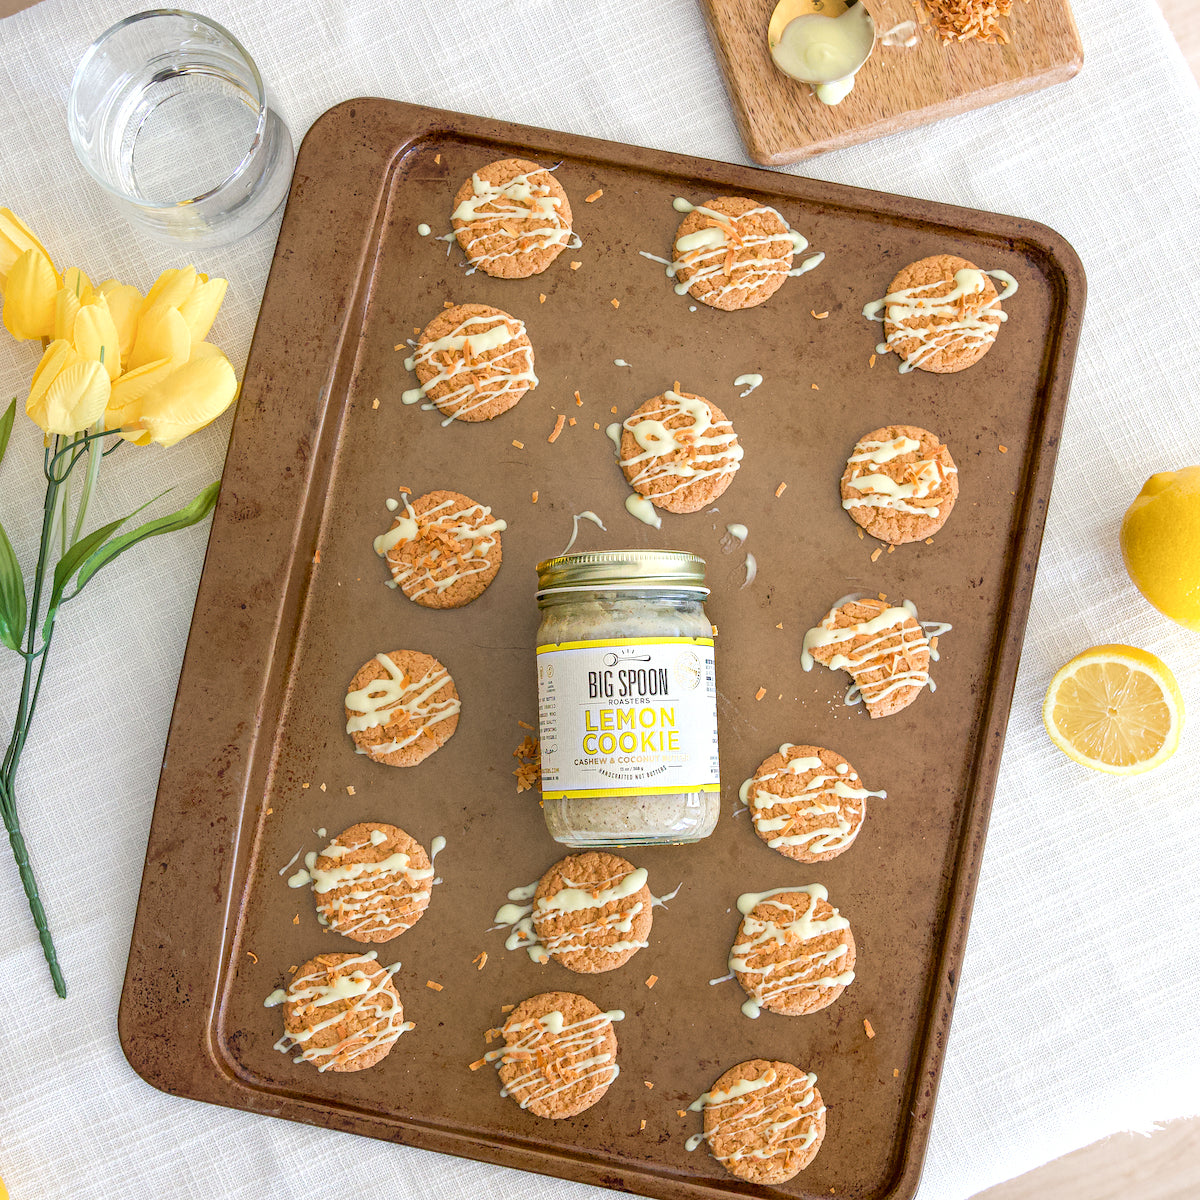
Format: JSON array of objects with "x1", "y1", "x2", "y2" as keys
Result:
[{"x1": 68, "y1": 9, "x2": 294, "y2": 247}]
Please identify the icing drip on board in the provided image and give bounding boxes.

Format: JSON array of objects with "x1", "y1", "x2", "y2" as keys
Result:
[
  {"x1": 864, "y1": 269, "x2": 1018, "y2": 373},
  {"x1": 731, "y1": 886, "x2": 854, "y2": 1018}
]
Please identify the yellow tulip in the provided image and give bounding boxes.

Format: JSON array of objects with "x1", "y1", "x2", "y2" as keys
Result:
[
  {"x1": 124, "y1": 351, "x2": 237, "y2": 447},
  {"x1": 0, "y1": 207, "x2": 56, "y2": 290},
  {"x1": 97, "y1": 279, "x2": 143, "y2": 365},
  {"x1": 26, "y1": 339, "x2": 111, "y2": 435},
  {"x1": 127, "y1": 301, "x2": 190, "y2": 372},
  {"x1": 60, "y1": 265, "x2": 94, "y2": 305},
  {"x1": 2, "y1": 248, "x2": 58, "y2": 340},
  {"x1": 104, "y1": 357, "x2": 173, "y2": 435},
  {"x1": 53, "y1": 285, "x2": 81, "y2": 342},
  {"x1": 141, "y1": 265, "x2": 228, "y2": 342},
  {"x1": 72, "y1": 293, "x2": 122, "y2": 380}
]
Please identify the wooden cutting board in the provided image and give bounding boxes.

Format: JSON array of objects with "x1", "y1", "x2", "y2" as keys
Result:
[{"x1": 700, "y1": 0, "x2": 1083, "y2": 164}]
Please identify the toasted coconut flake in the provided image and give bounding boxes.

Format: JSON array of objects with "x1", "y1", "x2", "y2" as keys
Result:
[
  {"x1": 469, "y1": 1057, "x2": 487, "y2": 1071},
  {"x1": 292, "y1": 914, "x2": 299, "y2": 925},
  {"x1": 639, "y1": 1119, "x2": 647, "y2": 1131},
  {"x1": 548, "y1": 414, "x2": 566, "y2": 443},
  {"x1": 811, "y1": 309, "x2": 829, "y2": 319},
  {"x1": 246, "y1": 951, "x2": 258, "y2": 964},
  {"x1": 999, "y1": 444, "x2": 1008, "y2": 453},
  {"x1": 512, "y1": 440, "x2": 524, "y2": 449},
  {"x1": 427, "y1": 980, "x2": 444, "y2": 991},
  {"x1": 775, "y1": 481, "x2": 787, "y2": 498},
  {"x1": 346, "y1": 785, "x2": 355, "y2": 796},
  {"x1": 593, "y1": 422, "x2": 600, "y2": 430},
  {"x1": 610, "y1": 298, "x2": 620, "y2": 309},
  {"x1": 473, "y1": 950, "x2": 488, "y2": 970},
  {"x1": 443, "y1": 300, "x2": 455, "y2": 309},
  {"x1": 585, "y1": 188, "x2": 604, "y2": 203},
  {"x1": 434, "y1": 153, "x2": 441, "y2": 164},
  {"x1": 811, "y1": 383, "x2": 819, "y2": 390},
  {"x1": 646, "y1": 974, "x2": 659, "y2": 989},
  {"x1": 570, "y1": 261, "x2": 582, "y2": 270},
  {"x1": 518, "y1": 720, "x2": 533, "y2": 730},
  {"x1": 513, "y1": 734, "x2": 542, "y2": 792},
  {"x1": 869, "y1": 353, "x2": 877, "y2": 368},
  {"x1": 372, "y1": 398, "x2": 380, "y2": 409},
  {"x1": 531, "y1": 490, "x2": 539, "y2": 504},
  {"x1": 539, "y1": 293, "x2": 546, "y2": 304},
  {"x1": 501, "y1": 1003, "x2": 515, "y2": 1012},
  {"x1": 920, "y1": 0, "x2": 1024, "y2": 42},
  {"x1": 574, "y1": 390, "x2": 582, "y2": 405},
  {"x1": 644, "y1": 1080, "x2": 654, "y2": 1089},
  {"x1": 755, "y1": 686, "x2": 767, "y2": 701},
  {"x1": 312, "y1": 550, "x2": 321, "y2": 564},
  {"x1": 865, "y1": 1018, "x2": 876, "y2": 1038},
  {"x1": 871, "y1": 547, "x2": 883, "y2": 562}
]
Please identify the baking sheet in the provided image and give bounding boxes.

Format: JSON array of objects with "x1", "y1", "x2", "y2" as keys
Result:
[{"x1": 118, "y1": 99, "x2": 1084, "y2": 1200}]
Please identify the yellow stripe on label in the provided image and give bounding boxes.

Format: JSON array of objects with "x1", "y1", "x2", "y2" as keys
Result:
[
  {"x1": 542, "y1": 783, "x2": 721, "y2": 799},
  {"x1": 536, "y1": 636, "x2": 714, "y2": 654}
]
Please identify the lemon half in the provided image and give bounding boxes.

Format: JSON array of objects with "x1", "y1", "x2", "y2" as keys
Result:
[{"x1": 1042, "y1": 645, "x2": 1183, "y2": 775}]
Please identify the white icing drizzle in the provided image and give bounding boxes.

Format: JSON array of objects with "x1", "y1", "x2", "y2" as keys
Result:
[
  {"x1": 801, "y1": 599, "x2": 951, "y2": 710},
  {"x1": 492, "y1": 867, "x2": 650, "y2": 965},
  {"x1": 278, "y1": 845, "x2": 305, "y2": 877},
  {"x1": 625, "y1": 493, "x2": 662, "y2": 529},
  {"x1": 864, "y1": 268, "x2": 1018, "y2": 373},
  {"x1": 385, "y1": 497, "x2": 400, "y2": 512},
  {"x1": 740, "y1": 745, "x2": 884, "y2": 854},
  {"x1": 451, "y1": 167, "x2": 577, "y2": 272},
  {"x1": 402, "y1": 310, "x2": 537, "y2": 425},
  {"x1": 722, "y1": 523, "x2": 748, "y2": 551},
  {"x1": 287, "y1": 828, "x2": 441, "y2": 939},
  {"x1": 740, "y1": 552, "x2": 757, "y2": 590},
  {"x1": 731, "y1": 886, "x2": 854, "y2": 1019},
  {"x1": 657, "y1": 198, "x2": 821, "y2": 304},
  {"x1": 842, "y1": 436, "x2": 957, "y2": 518},
  {"x1": 416, "y1": 223, "x2": 431, "y2": 236},
  {"x1": 345, "y1": 653, "x2": 460, "y2": 758},
  {"x1": 560, "y1": 510, "x2": 607, "y2": 555},
  {"x1": 485, "y1": 1006, "x2": 624, "y2": 1109},
  {"x1": 619, "y1": 389, "x2": 743, "y2": 503},
  {"x1": 685, "y1": 1066, "x2": 825, "y2": 1161},
  {"x1": 269, "y1": 951, "x2": 413, "y2": 1071},
  {"x1": 605, "y1": 421, "x2": 623, "y2": 454},
  {"x1": 374, "y1": 494, "x2": 506, "y2": 599},
  {"x1": 613, "y1": 358, "x2": 632, "y2": 367},
  {"x1": 734, "y1": 373, "x2": 763, "y2": 397}
]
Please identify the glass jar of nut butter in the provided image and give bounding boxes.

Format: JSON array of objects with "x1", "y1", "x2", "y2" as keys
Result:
[{"x1": 535, "y1": 550, "x2": 720, "y2": 847}]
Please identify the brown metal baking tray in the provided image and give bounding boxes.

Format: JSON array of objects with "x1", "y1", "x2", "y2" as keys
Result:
[{"x1": 118, "y1": 99, "x2": 1083, "y2": 1200}]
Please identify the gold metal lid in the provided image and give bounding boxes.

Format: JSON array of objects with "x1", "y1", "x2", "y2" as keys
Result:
[{"x1": 536, "y1": 549, "x2": 708, "y2": 596}]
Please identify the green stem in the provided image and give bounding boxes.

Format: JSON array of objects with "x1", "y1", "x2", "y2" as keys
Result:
[{"x1": 71, "y1": 424, "x2": 104, "y2": 548}]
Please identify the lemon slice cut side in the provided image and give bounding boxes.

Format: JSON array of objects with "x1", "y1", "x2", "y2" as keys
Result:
[{"x1": 1042, "y1": 645, "x2": 1183, "y2": 775}]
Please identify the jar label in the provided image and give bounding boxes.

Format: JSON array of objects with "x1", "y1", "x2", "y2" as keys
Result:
[{"x1": 537, "y1": 637, "x2": 719, "y2": 799}]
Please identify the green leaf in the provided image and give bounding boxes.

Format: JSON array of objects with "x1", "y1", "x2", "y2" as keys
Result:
[
  {"x1": 72, "y1": 481, "x2": 220, "y2": 595},
  {"x1": 0, "y1": 399, "x2": 14, "y2": 470},
  {"x1": 0, "y1": 518, "x2": 27, "y2": 653}
]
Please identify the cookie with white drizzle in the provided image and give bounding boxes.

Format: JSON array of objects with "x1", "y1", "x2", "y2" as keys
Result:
[
  {"x1": 841, "y1": 424, "x2": 959, "y2": 544},
  {"x1": 483, "y1": 991, "x2": 623, "y2": 1118},
  {"x1": 618, "y1": 388, "x2": 743, "y2": 513},
  {"x1": 730, "y1": 886, "x2": 856, "y2": 1018},
  {"x1": 451, "y1": 158, "x2": 575, "y2": 278},
  {"x1": 864, "y1": 254, "x2": 1018, "y2": 374},
  {"x1": 530, "y1": 852, "x2": 653, "y2": 973},
  {"x1": 743, "y1": 744, "x2": 884, "y2": 863},
  {"x1": 374, "y1": 489, "x2": 506, "y2": 608},
  {"x1": 345, "y1": 650, "x2": 460, "y2": 766},
  {"x1": 670, "y1": 196, "x2": 819, "y2": 311},
  {"x1": 802, "y1": 597, "x2": 950, "y2": 718},
  {"x1": 404, "y1": 303, "x2": 536, "y2": 423},
  {"x1": 266, "y1": 951, "x2": 412, "y2": 1072},
  {"x1": 290, "y1": 823, "x2": 434, "y2": 943},
  {"x1": 688, "y1": 1059, "x2": 826, "y2": 1184}
]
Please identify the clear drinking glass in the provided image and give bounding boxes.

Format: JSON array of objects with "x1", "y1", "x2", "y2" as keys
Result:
[{"x1": 68, "y1": 9, "x2": 294, "y2": 247}]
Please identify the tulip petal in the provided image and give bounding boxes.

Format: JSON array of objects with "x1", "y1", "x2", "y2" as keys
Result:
[
  {"x1": 134, "y1": 354, "x2": 237, "y2": 447},
  {"x1": 2, "y1": 249, "x2": 58, "y2": 341},
  {"x1": 54, "y1": 286, "x2": 82, "y2": 342},
  {"x1": 73, "y1": 294, "x2": 122, "y2": 380},
  {"x1": 105, "y1": 357, "x2": 173, "y2": 435},
  {"x1": 60, "y1": 266, "x2": 94, "y2": 305},
  {"x1": 140, "y1": 266, "x2": 197, "y2": 317},
  {"x1": 0, "y1": 209, "x2": 57, "y2": 289},
  {"x1": 97, "y1": 280, "x2": 144, "y2": 365},
  {"x1": 177, "y1": 276, "x2": 228, "y2": 343},
  {"x1": 27, "y1": 348, "x2": 110, "y2": 435},
  {"x1": 127, "y1": 302, "x2": 191, "y2": 372},
  {"x1": 27, "y1": 341, "x2": 73, "y2": 423}
]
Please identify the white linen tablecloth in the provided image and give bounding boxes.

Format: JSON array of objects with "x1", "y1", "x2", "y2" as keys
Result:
[{"x1": 1, "y1": 1, "x2": 1198, "y2": 1197}]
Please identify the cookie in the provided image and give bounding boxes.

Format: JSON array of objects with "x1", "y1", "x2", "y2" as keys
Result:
[
  {"x1": 345, "y1": 650, "x2": 460, "y2": 766},
  {"x1": 671, "y1": 197, "x2": 804, "y2": 311},
  {"x1": 743, "y1": 744, "x2": 883, "y2": 863},
  {"x1": 691, "y1": 1059, "x2": 826, "y2": 1184},
  {"x1": 731, "y1": 886, "x2": 855, "y2": 1017},
  {"x1": 841, "y1": 424, "x2": 959, "y2": 544},
  {"x1": 801, "y1": 597, "x2": 936, "y2": 718},
  {"x1": 531, "y1": 852, "x2": 652, "y2": 973},
  {"x1": 304, "y1": 823, "x2": 434, "y2": 943},
  {"x1": 484, "y1": 991, "x2": 622, "y2": 1118},
  {"x1": 274, "y1": 951, "x2": 411, "y2": 1072},
  {"x1": 871, "y1": 254, "x2": 1006, "y2": 373},
  {"x1": 376, "y1": 489, "x2": 506, "y2": 608},
  {"x1": 619, "y1": 388, "x2": 743, "y2": 513},
  {"x1": 404, "y1": 303, "x2": 536, "y2": 422},
  {"x1": 451, "y1": 158, "x2": 574, "y2": 278}
]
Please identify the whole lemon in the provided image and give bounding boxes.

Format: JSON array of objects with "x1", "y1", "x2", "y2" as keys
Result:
[{"x1": 1120, "y1": 468, "x2": 1200, "y2": 631}]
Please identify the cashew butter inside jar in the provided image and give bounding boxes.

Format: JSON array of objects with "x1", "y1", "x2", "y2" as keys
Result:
[{"x1": 536, "y1": 550, "x2": 720, "y2": 847}]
